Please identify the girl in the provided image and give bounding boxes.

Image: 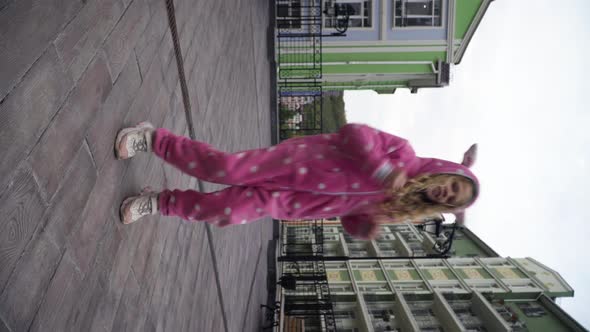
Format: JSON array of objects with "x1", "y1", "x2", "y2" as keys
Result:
[{"x1": 115, "y1": 122, "x2": 479, "y2": 239}]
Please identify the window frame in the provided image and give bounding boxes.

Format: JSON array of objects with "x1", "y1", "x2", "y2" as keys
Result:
[
  {"x1": 324, "y1": 0, "x2": 375, "y2": 30},
  {"x1": 392, "y1": 0, "x2": 446, "y2": 30}
]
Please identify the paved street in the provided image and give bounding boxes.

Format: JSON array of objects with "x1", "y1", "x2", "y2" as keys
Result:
[{"x1": 0, "y1": 0, "x2": 275, "y2": 330}]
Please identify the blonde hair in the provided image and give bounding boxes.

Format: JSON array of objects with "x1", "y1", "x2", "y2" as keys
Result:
[{"x1": 379, "y1": 174, "x2": 474, "y2": 222}]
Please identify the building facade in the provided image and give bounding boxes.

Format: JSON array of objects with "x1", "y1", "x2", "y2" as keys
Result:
[
  {"x1": 270, "y1": 219, "x2": 586, "y2": 331},
  {"x1": 276, "y1": 0, "x2": 493, "y2": 93}
]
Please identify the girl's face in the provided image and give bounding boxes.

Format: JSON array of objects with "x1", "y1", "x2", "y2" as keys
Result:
[{"x1": 425, "y1": 176, "x2": 474, "y2": 207}]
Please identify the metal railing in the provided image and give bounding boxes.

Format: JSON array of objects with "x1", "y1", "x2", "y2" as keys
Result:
[
  {"x1": 276, "y1": 0, "x2": 324, "y2": 141},
  {"x1": 276, "y1": 219, "x2": 337, "y2": 331},
  {"x1": 280, "y1": 260, "x2": 338, "y2": 331},
  {"x1": 280, "y1": 219, "x2": 325, "y2": 258}
]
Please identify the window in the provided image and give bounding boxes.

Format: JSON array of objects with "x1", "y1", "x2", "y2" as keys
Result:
[
  {"x1": 330, "y1": 282, "x2": 354, "y2": 293},
  {"x1": 517, "y1": 302, "x2": 547, "y2": 318},
  {"x1": 383, "y1": 260, "x2": 413, "y2": 269},
  {"x1": 378, "y1": 232, "x2": 395, "y2": 241},
  {"x1": 358, "y1": 283, "x2": 391, "y2": 293},
  {"x1": 467, "y1": 281, "x2": 502, "y2": 293},
  {"x1": 325, "y1": 0, "x2": 373, "y2": 28},
  {"x1": 350, "y1": 261, "x2": 380, "y2": 269},
  {"x1": 507, "y1": 280, "x2": 539, "y2": 292},
  {"x1": 486, "y1": 258, "x2": 513, "y2": 267},
  {"x1": 448, "y1": 258, "x2": 479, "y2": 268},
  {"x1": 324, "y1": 234, "x2": 340, "y2": 242},
  {"x1": 333, "y1": 306, "x2": 359, "y2": 331},
  {"x1": 430, "y1": 281, "x2": 465, "y2": 293},
  {"x1": 393, "y1": 0, "x2": 443, "y2": 27},
  {"x1": 415, "y1": 260, "x2": 445, "y2": 268},
  {"x1": 326, "y1": 262, "x2": 348, "y2": 269},
  {"x1": 277, "y1": 0, "x2": 302, "y2": 29},
  {"x1": 394, "y1": 281, "x2": 427, "y2": 292}
]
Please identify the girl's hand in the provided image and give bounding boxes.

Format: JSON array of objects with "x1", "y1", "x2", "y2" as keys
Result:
[
  {"x1": 356, "y1": 220, "x2": 380, "y2": 239},
  {"x1": 357, "y1": 215, "x2": 390, "y2": 240},
  {"x1": 385, "y1": 170, "x2": 408, "y2": 192}
]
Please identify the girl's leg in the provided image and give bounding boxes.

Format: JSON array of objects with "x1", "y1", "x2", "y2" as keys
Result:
[
  {"x1": 122, "y1": 185, "x2": 349, "y2": 225},
  {"x1": 159, "y1": 186, "x2": 276, "y2": 226},
  {"x1": 152, "y1": 128, "x2": 288, "y2": 186}
]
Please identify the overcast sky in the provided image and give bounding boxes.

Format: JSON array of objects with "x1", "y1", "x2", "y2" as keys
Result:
[{"x1": 344, "y1": 0, "x2": 590, "y2": 327}]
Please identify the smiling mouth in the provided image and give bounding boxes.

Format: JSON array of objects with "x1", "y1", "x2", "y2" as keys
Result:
[{"x1": 432, "y1": 186, "x2": 441, "y2": 198}]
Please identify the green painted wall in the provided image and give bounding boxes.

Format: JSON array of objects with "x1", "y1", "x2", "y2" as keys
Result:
[
  {"x1": 279, "y1": 51, "x2": 445, "y2": 64},
  {"x1": 321, "y1": 52, "x2": 446, "y2": 62},
  {"x1": 455, "y1": 267, "x2": 493, "y2": 279},
  {"x1": 452, "y1": 238, "x2": 492, "y2": 257},
  {"x1": 323, "y1": 44, "x2": 446, "y2": 48},
  {"x1": 321, "y1": 80, "x2": 409, "y2": 88},
  {"x1": 455, "y1": 0, "x2": 483, "y2": 39},
  {"x1": 323, "y1": 64, "x2": 432, "y2": 74},
  {"x1": 353, "y1": 269, "x2": 386, "y2": 281}
]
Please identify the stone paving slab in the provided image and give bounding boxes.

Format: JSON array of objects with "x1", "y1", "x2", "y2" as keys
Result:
[{"x1": 0, "y1": 0, "x2": 274, "y2": 330}]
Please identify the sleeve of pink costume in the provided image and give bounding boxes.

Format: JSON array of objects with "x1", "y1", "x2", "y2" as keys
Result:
[
  {"x1": 337, "y1": 124, "x2": 414, "y2": 184},
  {"x1": 340, "y1": 214, "x2": 381, "y2": 240}
]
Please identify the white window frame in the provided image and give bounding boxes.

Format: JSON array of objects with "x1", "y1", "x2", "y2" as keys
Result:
[
  {"x1": 430, "y1": 280, "x2": 467, "y2": 293},
  {"x1": 324, "y1": 0, "x2": 374, "y2": 30},
  {"x1": 329, "y1": 283, "x2": 356, "y2": 294},
  {"x1": 465, "y1": 280, "x2": 504, "y2": 293},
  {"x1": 505, "y1": 279, "x2": 540, "y2": 292},
  {"x1": 392, "y1": 0, "x2": 445, "y2": 29},
  {"x1": 393, "y1": 281, "x2": 429, "y2": 293},
  {"x1": 350, "y1": 261, "x2": 380, "y2": 269},
  {"x1": 357, "y1": 282, "x2": 392, "y2": 293}
]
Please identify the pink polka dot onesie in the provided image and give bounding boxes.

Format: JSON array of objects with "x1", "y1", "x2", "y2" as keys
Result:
[{"x1": 153, "y1": 123, "x2": 479, "y2": 238}]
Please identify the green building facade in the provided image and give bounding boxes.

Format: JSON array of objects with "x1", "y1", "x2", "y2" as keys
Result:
[
  {"x1": 273, "y1": 219, "x2": 586, "y2": 331},
  {"x1": 276, "y1": 0, "x2": 494, "y2": 93}
]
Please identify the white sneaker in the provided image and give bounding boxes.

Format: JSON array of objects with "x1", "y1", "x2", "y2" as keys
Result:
[
  {"x1": 115, "y1": 122, "x2": 154, "y2": 160},
  {"x1": 120, "y1": 190, "x2": 159, "y2": 224}
]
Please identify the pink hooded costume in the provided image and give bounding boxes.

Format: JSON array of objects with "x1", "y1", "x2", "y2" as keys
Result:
[{"x1": 153, "y1": 123, "x2": 479, "y2": 238}]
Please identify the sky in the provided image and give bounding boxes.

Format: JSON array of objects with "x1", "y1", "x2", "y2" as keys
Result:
[{"x1": 344, "y1": 0, "x2": 590, "y2": 328}]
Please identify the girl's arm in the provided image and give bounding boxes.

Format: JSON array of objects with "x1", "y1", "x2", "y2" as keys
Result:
[{"x1": 337, "y1": 124, "x2": 414, "y2": 185}]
